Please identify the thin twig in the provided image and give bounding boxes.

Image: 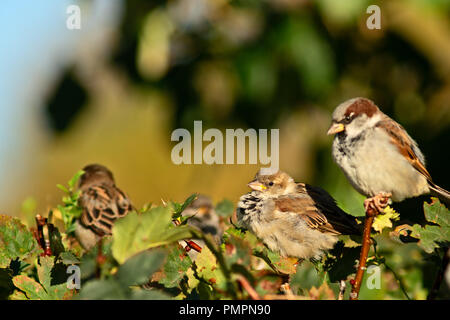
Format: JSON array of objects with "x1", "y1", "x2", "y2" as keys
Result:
[
  {"x1": 350, "y1": 207, "x2": 376, "y2": 300},
  {"x1": 236, "y1": 275, "x2": 261, "y2": 300},
  {"x1": 372, "y1": 241, "x2": 411, "y2": 300},
  {"x1": 34, "y1": 215, "x2": 52, "y2": 256},
  {"x1": 383, "y1": 262, "x2": 411, "y2": 300}
]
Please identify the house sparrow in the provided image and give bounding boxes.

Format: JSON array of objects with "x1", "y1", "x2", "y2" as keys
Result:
[
  {"x1": 182, "y1": 194, "x2": 223, "y2": 244},
  {"x1": 180, "y1": 195, "x2": 223, "y2": 260},
  {"x1": 327, "y1": 97, "x2": 450, "y2": 211},
  {"x1": 75, "y1": 164, "x2": 133, "y2": 250},
  {"x1": 236, "y1": 169, "x2": 361, "y2": 260}
]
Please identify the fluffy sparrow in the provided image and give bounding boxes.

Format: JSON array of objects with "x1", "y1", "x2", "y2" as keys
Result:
[
  {"x1": 237, "y1": 169, "x2": 361, "y2": 260},
  {"x1": 327, "y1": 97, "x2": 450, "y2": 210},
  {"x1": 75, "y1": 164, "x2": 133, "y2": 250}
]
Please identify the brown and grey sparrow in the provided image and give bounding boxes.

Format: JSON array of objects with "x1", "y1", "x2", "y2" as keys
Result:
[
  {"x1": 180, "y1": 194, "x2": 223, "y2": 260},
  {"x1": 327, "y1": 97, "x2": 450, "y2": 211},
  {"x1": 237, "y1": 169, "x2": 361, "y2": 260},
  {"x1": 182, "y1": 194, "x2": 223, "y2": 244},
  {"x1": 75, "y1": 164, "x2": 133, "y2": 250}
]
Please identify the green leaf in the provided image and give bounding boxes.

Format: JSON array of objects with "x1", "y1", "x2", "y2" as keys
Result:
[
  {"x1": 253, "y1": 246, "x2": 298, "y2": 275},
  {"x1": 112, "y1": 207, "x2": 196, "y2": 264},
  {"x1": 410, "y1": 198, "x2": 450, "y2": 253},
  {"x1": 0, "y1": 215, "x2": 39, "y2": 268},
  {"x1": 158, "y1": 245, "x2": 192, "y2": 288},
  {"x1": 59, "y1": 252, "x2": 80, "y2": 265},
  {"x1": 56, "y1": 184, "x2": 69, "y2": 193},
  {"x1": 172, "y1": 194, "x2": 198, "y2": 219},
  {"x1": 78, "y1": 279, "x2": 128, "y2": 300},
  {"x1": 266, "y1": 249, "x2": 298, "y2": 275},
  {"x1": 11, "y1": 257, "x2": 72, "y2": 300},
  {"x1": 12, "y1": 275, "x2": 47, "y2": 300},
  {"x1": 116, "y1": 249, "x2": 167, "y2": 287},
  {"x1": 423, "y1": 198, "x2": 449, "y2": 226},
  {"x1": 36, "y1": 256, "x2": 71, "y2": 300},
  {"x1": 179, "y1": 194, "x2": 198, "y2": 214},
  {"x1": 129, "y1": 288, "x2": 171, "y2": 300},
  {"x1": 215, "y1": 199, "x2": 234, "y2": 217},
  {"x1": 68, "y1": 170, "x2": 85, "y2": 189},
  {"x1": 289, "y1": 263, "x2": 323, "y2": 296},
  {"x1": 194, "y1": 246, "x2": 227, "y2": 290},
  {"x1": 222, "y1": 233, "x2": 252, "y2": 267}
]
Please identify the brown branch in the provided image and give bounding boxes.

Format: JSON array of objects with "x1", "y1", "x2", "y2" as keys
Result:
[
  {"x1": 350, "y1": 207, "x2": 377, "y2": 300},
  {"x1": 34, "y1": 215, "x2": 52, "y2": 256},
  {"x1": 236, "y1": 275, "x2": 261, "y2": 300}
]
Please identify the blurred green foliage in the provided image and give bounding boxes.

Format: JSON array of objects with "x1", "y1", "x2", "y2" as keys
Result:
[{"x1": 1, "y1": 181, "x2": 449, "y2": 300}]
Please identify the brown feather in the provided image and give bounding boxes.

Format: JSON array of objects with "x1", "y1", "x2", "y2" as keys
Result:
[
  {"x1": 274, "y1": 193, "x2": 358, "y2": 236},
  {"x1": 79, "y1": 183, "x2": 133, "y2": 236},
  {"x1": 376, "y1": 119, "x2": 432, "y2": 181}
]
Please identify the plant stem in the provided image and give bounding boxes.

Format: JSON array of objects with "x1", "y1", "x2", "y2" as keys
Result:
[
  {"x1": 350, "y1": 208, "x2": 376, "y2": 300},
  {"x1": 236, "y1": 275, "x2": 261, "y2": 300},
  {"x1": 372, "y1": 241, "x2": 411, "y2": 300}
]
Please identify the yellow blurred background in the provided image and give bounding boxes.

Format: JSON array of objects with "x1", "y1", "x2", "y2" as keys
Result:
[{"x1": 0, "y1": 0, "x2": 448, "y2": 225}]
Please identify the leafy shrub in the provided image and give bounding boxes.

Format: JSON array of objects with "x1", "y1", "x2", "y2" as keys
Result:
[{"x1": 0, "y1": 172, "x2": 448, "y2": 300}]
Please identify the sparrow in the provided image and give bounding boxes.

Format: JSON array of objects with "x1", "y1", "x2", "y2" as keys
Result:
[
  {"x1": 236, "y1": 169, "x2": 361, "y2": 260},
  {"x1": 74, "y1": 164, "x2": 133, "y2": 250},
  {"x1": 180, "y1": 195, "x2": 223, "y2": 260},
  {"x1": 182, "y1": 194, "x2": 223, "y2": 244},
  {"x1": 327, "y1": 97, "x2": 450, "y2": 210}
]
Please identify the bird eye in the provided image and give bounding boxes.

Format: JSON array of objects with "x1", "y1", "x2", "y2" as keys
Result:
[
  {"x1": 268, "y1": 182, "x2": 274, "y2": 186},
  {"x1": 344, "y1": 115, "x2": 352, "y2": 123}
]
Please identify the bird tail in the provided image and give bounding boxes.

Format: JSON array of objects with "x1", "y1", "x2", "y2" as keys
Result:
[{"x1": 429, "y1": 182, "x2": 450, "y2": 206}]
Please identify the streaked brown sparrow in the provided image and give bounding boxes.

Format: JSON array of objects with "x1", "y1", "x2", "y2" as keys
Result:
[
  {"x1": 237, "y1": 169, "x2": 361, "y2": 260},
  {"x1": 75, "y1": 164, "x2": 133, "y2": 250}
]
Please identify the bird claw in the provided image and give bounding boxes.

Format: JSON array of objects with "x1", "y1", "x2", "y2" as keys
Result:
[{"x1": 364, "y1": 192, "x2": 391, "y2": 216}]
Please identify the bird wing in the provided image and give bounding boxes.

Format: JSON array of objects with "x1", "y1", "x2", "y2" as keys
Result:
[
  {"x1": 376, "y1": 119, "x2": 432, "y2": 182},
  {"x1": 273, "y1": 183, "x2": 361, "y2": 235},
  {"x1": 274, "y1": 194, "x2": 342, "y2": 235},
  {"x1": 79, "y1": 184, "x2": 132, "y2": 236}
]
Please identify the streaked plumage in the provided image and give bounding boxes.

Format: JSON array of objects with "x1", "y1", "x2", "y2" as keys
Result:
[{"x1": 75, "y1": 164, "x2": 133, "y2": 250}]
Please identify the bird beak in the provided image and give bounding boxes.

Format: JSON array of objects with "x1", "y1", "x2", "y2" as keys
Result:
[
  {"x1": 327, "y1": 122, "x2": 345, "y2": 135},
  {"x1": 248, "y1": 180, "x2": 266, "y2": 191}
]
